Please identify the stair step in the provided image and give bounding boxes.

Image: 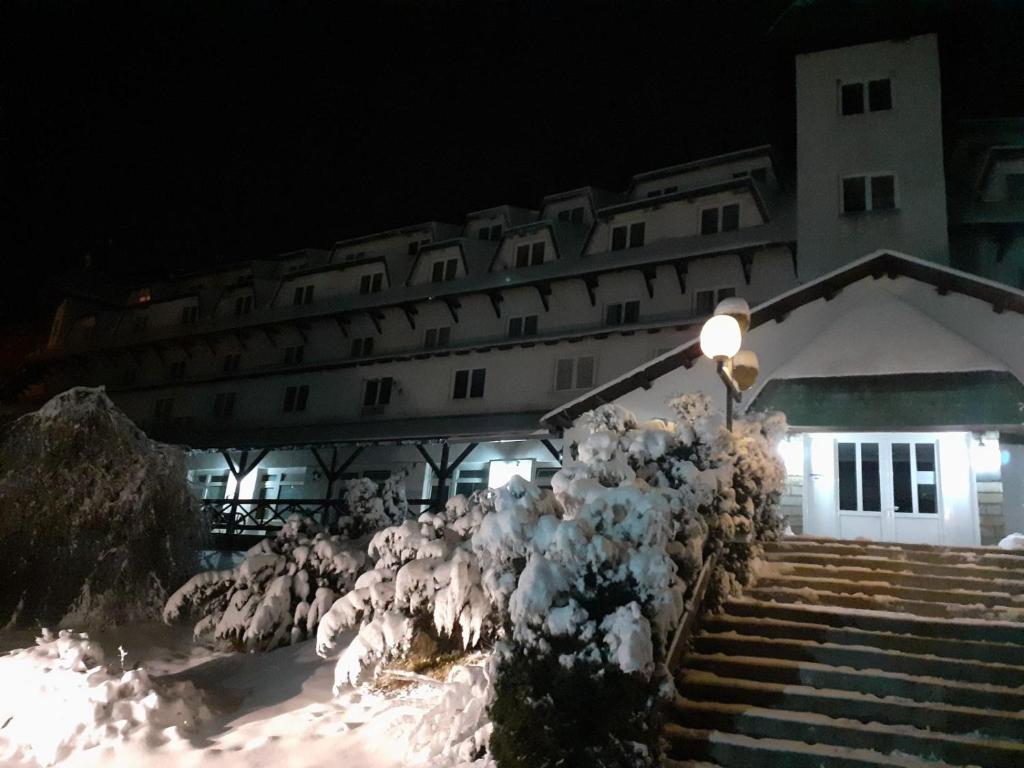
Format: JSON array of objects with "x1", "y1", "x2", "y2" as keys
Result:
[
  {"x1": 663, "y1": 724, "x2": 966, "y2": 768},
  {"x1": 762, "y1": 551, "x2": 1024, "y2": 582},
  {"x1": 725, "y1": 598, "x2": 1024, "y2": 645},
  {"x1": 768, "y1": 537, "x2": 1024, "y2": 562},
  {"x1": 671, "y1": 698, "x2": 1024, "y2": 767},
  {"x1": 744, "y1": 585, "x2": 1024, "y2": 621},
  {"x1": 769, "y1": 563, "x2": 1024, "y2": 595},
  {"x1": 684, "y1": 653, "x2": 1024, "y2": 712},
  {"x1": 700, "y1": 613, "x2": 1024, "y2": 665},
  {"x1": 677, "y1": 669, "x2": 1024, "y2": 740},
  {"x1": 691, "y1": 632, "x2": 1024, "y2": 687},
  {"x1": 754, "y1": 574, "x2": 1022, "y2": 608}
]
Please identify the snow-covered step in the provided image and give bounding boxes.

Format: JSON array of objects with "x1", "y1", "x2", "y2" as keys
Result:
[
  {"x1": 672, "y1": 698, "x2": 1024, "y2": 767},
  {"x1": 744, "y1": 584, "x2": 1024, "y2": 621},
  {"x1": 700, "y1": 613, "x2": 1024, "y2": 665},
  {"x1": 762, "y1": 551, "x2": 1024, "y2": 582},
  {"x1": 677, "y1": 669, "x2": 1024, "y2": 740},
  {"x1": 663, "y1": 725, "x2": 967, "y2": 768},
  {"x1": 724, "y1": 598, "x2": 1024, "y2": 645},
  {"x1": 753, "y1": 574, "x2": 1022, "y2": 608},
  {"x1": 771, "y1": 563, "x2": 1024, "y2": 595},
  {"x1": 683, "y1": 654, "x2": 1024, "y2": 712},
  {"x1": 766, "y1": 538, "x2": 1024, "y2": 563},
  {"x1": 690, "y1": 632, "x2": 1024, "y2": 687}
]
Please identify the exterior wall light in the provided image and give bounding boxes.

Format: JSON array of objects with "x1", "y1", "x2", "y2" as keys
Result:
[{"x1": 700, "y1": 298, "x2": 756, "y2": 431}]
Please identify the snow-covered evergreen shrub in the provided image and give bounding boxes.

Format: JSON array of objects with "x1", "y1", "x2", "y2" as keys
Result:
[
  {"x1": 408, "y1": 658, "x2": 496, "y2": 767},
  {"x1": 0, "y1": 629, "x2": 209, "y2": 766},
  {"x1": 336, "y1": 469, "x2": 410, "y2": 537},
  {"x1": 164, "y1": 515, "x2": 365, "y2": 651},
  {"x1": 0, "y1": 387, "x2": 200, "y2": 628}
]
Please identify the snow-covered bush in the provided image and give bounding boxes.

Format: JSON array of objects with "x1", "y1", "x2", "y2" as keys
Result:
[
  {"x1": 337, "y1": 469, "x2": 410, "y2": 537},
  {"x1": 0, "y1": 387, "x2": 200, "y2": 628},
  {"x1": 0, "y1": 629, "x2": 209, "y2": 766},
  {"x1": 164, "y1": 515, "x2": 365, "y2": 651},
  {"x1": 408, "y1": 658, "x2": 496, "y2": 767}
]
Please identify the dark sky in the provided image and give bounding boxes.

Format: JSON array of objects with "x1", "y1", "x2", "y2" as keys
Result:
[{"x1": 2, "y1": 0, "x2": 1022, "y2": 328}]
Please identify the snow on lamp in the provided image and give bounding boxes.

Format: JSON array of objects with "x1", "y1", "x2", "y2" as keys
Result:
[
  {"x1": 713, "y1": 296, "x2": 751, "y2": 333},
  {"x1": 731, "y1": 349, "x2": 759, "y2": 391},
  {"x1": 699, "y1": 314, "x2": 742, "y2": 361}
]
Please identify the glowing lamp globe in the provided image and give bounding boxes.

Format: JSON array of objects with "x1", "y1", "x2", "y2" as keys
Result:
[
  {"x1": 731, "y1": 349, "x2": 760, "y2": 391},
  {"x1": 700, "y1": 314, "x2": 741, "y2": 361}
]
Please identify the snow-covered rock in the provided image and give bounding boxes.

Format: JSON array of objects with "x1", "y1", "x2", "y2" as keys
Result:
[{"x1": 998, "y1": 532, "x2": 1024, "y2": 550}]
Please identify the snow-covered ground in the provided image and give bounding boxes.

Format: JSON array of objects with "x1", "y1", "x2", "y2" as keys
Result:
[{"x1": 0, "y1": 623, "x2": 456, "y2": 768}]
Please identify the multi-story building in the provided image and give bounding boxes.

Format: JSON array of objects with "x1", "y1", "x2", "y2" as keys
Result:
[{"x1": 3, "y1": 29, "x2": 1023, "y2": 548}]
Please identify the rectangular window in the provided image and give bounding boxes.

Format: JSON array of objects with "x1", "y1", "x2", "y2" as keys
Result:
[
  {"x1": 842, "y1": 173, "x2": 897, "y2": 213},
  {"x1": 363, "y1": 377, "x2": 393, "y2": 407},
  {"x1": 610, "y1": 222, "x2": 644, "y2": 250},
  {"x1": 628, "y1": 221, "x2": 645, "y2": 248},
  {"x1": 721, "y1": 203, "x2": 740, "y2": 231},
  {"x1": 453, "y1": 368, "x2": 486, "y2": 399},
  {"x1": 868, "y1": 78, "x2": 892, "y2": 111},
  {"x1": 554, "y1": 356, "x2": 595, "y2": 391},
  {"x1": 841, "y1": 82, "x2": 864, "y2": 115},
  {"x1": 611, "y1": 225, "x2": 628, "y2": 251},
  {"x1": 222, "y1": 353, "x2": 241, "y2": 373},
  {"x1": 234, "y1": 295, "x2": 253, "y2": 316},
  {"x1": 351, "y1": 337, "x2": 374, "y2": 357},
  {"x1": 508, "y1": 315, "x2": 538, "y2": 338},
  {"x1": 700, "y1": 208, "x2": 719, "y2": 235},
  {"x1": 359, "y1": 272, "x2": 384, "y2": 294},
  {"x1": 424, "y1": 326, "x2": 451, "y2": 348},
  {"x1": 154, "y1": 397, "x2": 174, "y2": 421},
  {"x1": 515, "y1": 241, "x2": 545, "y2": 268},
  {"x1": 1007, "y1": 173, "x2": 1024, "y2": 202},
  {"x1": 842, "y1": 78, "x2": 891, "y2": 115},
  {"x1": 168, "y1": 361, "x2": 186, "y2": 380},
  {"x1": 181, "y1": 305, "x2": 199, "y2": 324},
  {"x1": 454, "y1": 467, "x2": 489, "y2": 497},
  {"x1": 558, "y1": 206, "x2": 585, "y2": 223},
  {"x1": 605, "y1": 300, "x2": 639, "y2": 326},
  {"x1": 213, "y1": 392, "x2": 236, "y2": 419},
  {"x1": 694, "y1": 290, "x2": 715, "y2": 315},
  {"x1": 292, "y1": 285, "x2": 314, "y2": 305},
  {"x1": 283, "y1": 384, "x2": 309, "y2": 413},
  {"x1": 284, "y1": 345, "x2": 305, "y2": 365},
  {"x1": 837, "y1": 441, "x2": 858, "y2": 509},
  {"x1": 701, "y1": 203, "x2": 741, "y2": 235},
  {"x1": 478, "y1": 224, "x2": 502, "y2": 241},
  {"x1": 431, "y1": 258, "x2": 458, "y2": 282}
]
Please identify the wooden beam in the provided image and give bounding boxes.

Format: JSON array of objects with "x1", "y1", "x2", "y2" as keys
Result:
[
  {"x1": 369, "y1": 311, "x2": 384, "y2": 335},
  {"x1": 334, "y1": 315, "x2": 350, "y2": 339},
  {"x1": 541, "y1": 439, "x2": 562, "y2": 462},
  {"x1": 738, "y1": 251, "x2": 754, "y2": 285},
  {"x1": 447, "y1": 442, "x2": 479, "y2": 474},
  {"x1": 673, "y1": 261, "x2": 688, "y2": 294},
  {"x1": 487, "y1": 290, "x2": 504, "y2": 319},
  {"x1": 583, "y1": 275, "x2": 599, "y2": 306},
  {"x1": 400, "y1": 303, "x2": 418, "y2": 330},
  {"x1": 443, "y1": 298, "x2": 461, "y2": 323},
  {"x1": 535, "y1": 283, "x2": 552, "y2": 312},
  {"x1": 416, "y1": 444, "x2": 440, "y2": 476},
  {"x1": 641, "y1": 265, "x2": 657, "y2": 299}
]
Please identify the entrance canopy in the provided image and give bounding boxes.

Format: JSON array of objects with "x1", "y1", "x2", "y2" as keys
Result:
[{"x1": 543, "y1": 250, "x2": 1024, "y2": 433}]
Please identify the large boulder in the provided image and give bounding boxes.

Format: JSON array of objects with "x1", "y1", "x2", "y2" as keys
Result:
[{"x1": 0, "y1": 387, "x2": 200, "y2": 627}]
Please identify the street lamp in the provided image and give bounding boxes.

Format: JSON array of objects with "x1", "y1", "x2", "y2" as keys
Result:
[{"x1": 700, "y1": 298, "x2": 759, "y2": 431}]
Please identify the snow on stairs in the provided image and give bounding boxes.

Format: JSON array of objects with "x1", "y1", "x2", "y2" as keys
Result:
[{"x1": 663, "y1": 537, "x2": 1024, "y2": 768}]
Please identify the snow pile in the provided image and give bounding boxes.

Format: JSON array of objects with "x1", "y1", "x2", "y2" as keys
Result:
[
  {"x1": 0, "y1": 629, "x2": 208, "y2": 766},
  {"x1": 164, "y1": 515, "x2": 365, "y2": 651},
  {"x1": 338, "y1": 470, "x2": 410, "y2": 538},
  {"x1": 998, "y1": 532, "x2": 1024, "y2": 550},
  {"x1": 408, "y1": 659, "x2": 496, "y2": 768},
  {"x1": 0, "y1": 387, "x2": 199, "y2": 629}
]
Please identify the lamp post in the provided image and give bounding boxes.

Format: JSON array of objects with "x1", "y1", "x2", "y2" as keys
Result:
[{"x1": 699, "y1": 298, "x2": 759, "y2": 431}]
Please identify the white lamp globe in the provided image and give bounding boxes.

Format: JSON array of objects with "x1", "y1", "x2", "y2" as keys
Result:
[{"x1": 700, "y1": 314, "x2": 742, "y2": 361}]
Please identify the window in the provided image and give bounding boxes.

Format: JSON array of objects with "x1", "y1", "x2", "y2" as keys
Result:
[
  {"x1": 258, "y1": 469, "x2": 305, "y2": 501},
  {"x1": 283, "y1": 384, "x2": 309, "y2": 412},
  {"x1": 181, "y1": 305, "x2": 199, "y2": 324},
  {"x1": 837, "y1": 441, "x2": 881, "y2": 512},
  {"x1": 477, "y1": 224, "x2": 502, "y2": 241},
  {"x1": 234, "y1": 295, "x2": 253, "y2": 315},
  {"x1": 189, "y1": 471, "x2": 228, "y2": 500},
  {"x1": 168, "y1": 360, "x2": 186, "y2": 380},
  {"x1": 694, "y1": 287, "x2": 736, "y2": 316},
  {"x1": 700, "y1": 203, "x2": 741, "y2": 235},
  {"x1": 359, "y1": 272, "x2": 384, "y2": 294},
  {"x1": 363, "y1": 377, "x2": 393, "y2": 407},
  {"x1": 610, "y1": 221, "x2": 645, "y2": 250},
  {"x1": 841, "y1": 78, "x2": 892, "y2": 115},
  {"x1": 557, "y1": 206, "x2": 585, "y2": 223},
  {"x1": 351, "y1": 337, "x2": 374, "y2": 357},
  {"x1": 508, "y1": 315, "x2": 538, "y2": 338},
  {"x1": 535, "y1": 466, "x2": 559, "y2": 490},
  {"x1": 554, "y1": 356, "x2": 595, "y2": 391},
  {"x1": 425, "y1": 326, "x2": 451, "y2": 349},
  {"x1": 154, "y1": 397, "x2": 174, "y2": 421},
  {"x1": 284, "y1": 345, "x2": 305, "y2": 365},
  {"x1": 605, "y1": 300, "x2": 640, "y2": 326},
  {"x1": 407, "y1": 239, "x2": 429, "y2": 255},
  {"x1": 453, "y1": 467, "x2": 488, "y2": 497},
  {"x1": 222, "y1": 353, "x2": 241, "y2": 373},
  {"x1": 213, "y1": 392, "x2": 236, "y2": 419},
  {"x1": 514, "y1": 241, "x2": 545, "y2": 268},
  {"x1": 292, "y1": 285, "x2": 314, "y2": 305},
  {"x1": 431, "y1": 258, "x2": 458, "y2": 282},
  {"x1": 1006, "y1": 174, "x2": 1024, "y2": 202},
  {"x1": 453, "y1": 368, "x2": 486, "y2": 399},
  {"x1": 842, "y1": 173, "x2": 897, "y2": 213}
]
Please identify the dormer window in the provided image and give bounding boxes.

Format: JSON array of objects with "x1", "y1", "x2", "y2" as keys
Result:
[
  {"x1": 351, "y1": 337, "x2": 374, "y2": 357},
  {"x1": 700, "y1": 203, "x2": 740, "y2": 235},
  {"x1": 181, "y1": 305, "x2": 199, "y2": 324},
  {"x1": 234, "y1": 295, "x2": 253, "y2": 315},
  {"x1": 557, "y1": 207, "x2": 585, "y2": 223},
  {"x1": 477, "y1": 224, "x2": 503, "y2": 242},
  {"x1": 360, "y1": 271, "x2": 384, "y2": 294},
  {"x1": 292, "y1": 285, "x2": 314, "y2": 305},
  {"x1": 515, "y1": 242, "x2": 545, "y2": 268},
  {"x1": 840, "y1": 78, "x2": 892, "y2": 115},
  {"x1": 1006, "y1": 173, "x2": 1024, "y2": 202},
  {"x1": 431, "y1": 258, "x2": 458, "y2": 283},
  {"x1": 407, "y1": 239, "x2": 430, "y2": 256},
  {"x1": 611, "y1": 222, "x2": 645, "y2": 250}
]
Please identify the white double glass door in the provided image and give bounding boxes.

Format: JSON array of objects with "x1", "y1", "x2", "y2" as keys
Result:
[{"x1": 811, "y1": 433, "x2": 942, "y2": 544}]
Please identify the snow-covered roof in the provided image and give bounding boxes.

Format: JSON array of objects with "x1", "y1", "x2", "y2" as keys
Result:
[
  {"x1": 628, "y1": 145, "x2": 776, "y2": 191},
  {"x1": 541, "y1": 250, "x2": 1024, "y2": 430}
]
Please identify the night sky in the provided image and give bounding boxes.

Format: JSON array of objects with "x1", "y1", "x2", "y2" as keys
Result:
[{"x1": 3, "y1": 0, "x2": 1022, "y2": 336}]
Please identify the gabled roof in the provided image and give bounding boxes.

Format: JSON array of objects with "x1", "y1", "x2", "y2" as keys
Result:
[
  {"x1": 541, "y1": 250, "x2": 1024, "y2": 430},
  {"x1": 627, "y1": 145, "x2": 777, "y2": 193}
]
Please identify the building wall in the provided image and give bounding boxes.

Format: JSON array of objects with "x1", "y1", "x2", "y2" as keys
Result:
[{"x1": 796, "y1": 34, "x2": 949, "y2": 278}]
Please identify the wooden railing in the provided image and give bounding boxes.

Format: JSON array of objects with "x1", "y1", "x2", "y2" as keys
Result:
[{"x1": 666, "y1": 550, "x2": 720, "y2": 671}]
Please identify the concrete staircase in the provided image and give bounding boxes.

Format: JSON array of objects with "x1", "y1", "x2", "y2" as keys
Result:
[{"x1": 664, "y1": 537, "x2": 1024, "y2": 768}]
